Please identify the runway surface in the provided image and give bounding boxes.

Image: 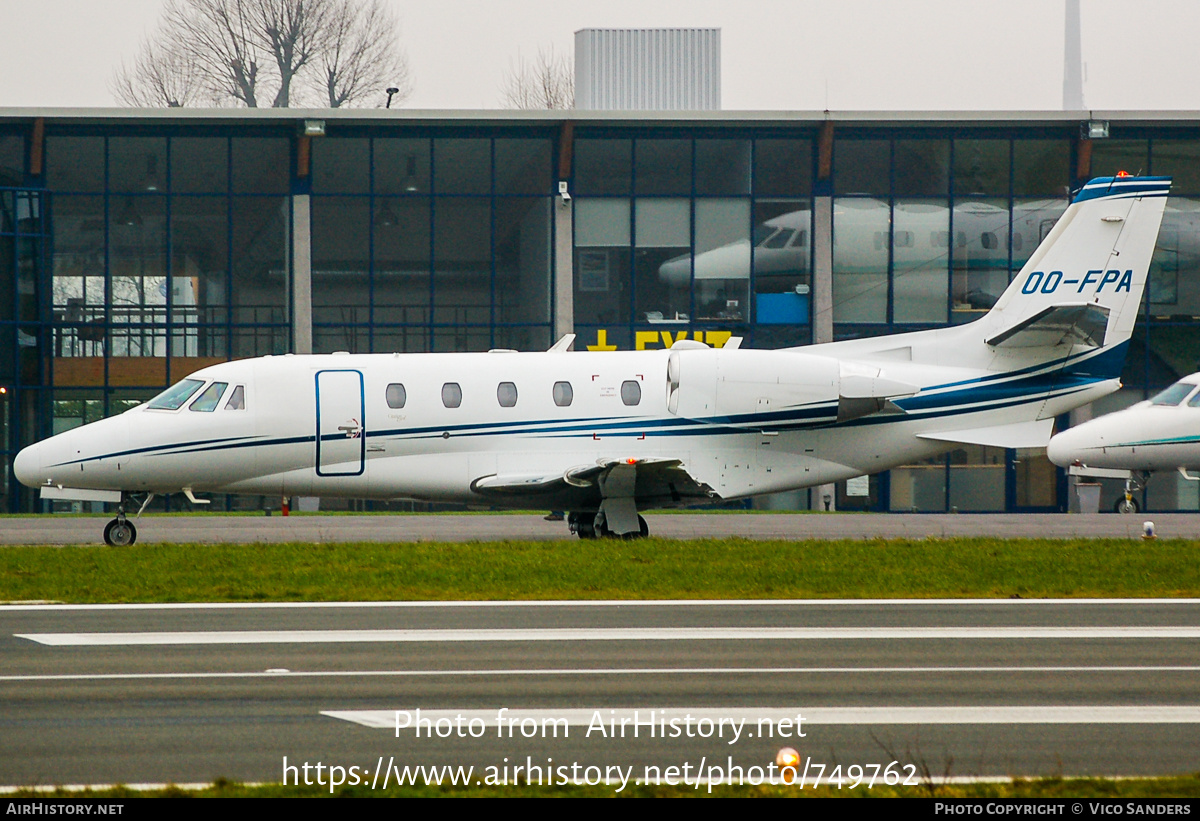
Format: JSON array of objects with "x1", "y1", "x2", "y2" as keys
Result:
[
  {"x1": 3, "y1": 511, "x2": 1198, "y2": 545},
  {"x1": 2, "y1": 599, "x2": 1199, "y2": 789}
]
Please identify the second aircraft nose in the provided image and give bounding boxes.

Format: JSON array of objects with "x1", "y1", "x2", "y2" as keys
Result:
[{"x1": 12, "y1": 443, "x2": 41, "y2": 489}]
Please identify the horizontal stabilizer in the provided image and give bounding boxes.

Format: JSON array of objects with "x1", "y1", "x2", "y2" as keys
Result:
[
  {"x1": 918, "y1": 419, "x2": 1055, "y2": 449},
  {"x1": 986, "y1": 304, "x2": 1110, "y2": 349}
]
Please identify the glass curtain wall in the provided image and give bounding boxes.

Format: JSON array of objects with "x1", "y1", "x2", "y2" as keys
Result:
[
  {"x1": 310, "y1": 133, "x2": 553, "y2": 355},
  {"x1": 572, "y1": 134, "x2": 813, "y2": 351},
  {"x1": 42, "y1": 131, "x2": 292, "y2": 510},
  {"x1": 0, "y1": 128, "x2": 36, "y2": 510}
]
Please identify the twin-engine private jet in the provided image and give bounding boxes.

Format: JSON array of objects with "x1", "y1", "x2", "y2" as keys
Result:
[
  {"x1": 1047, "y1": 372, "x2": 1200, "y2": 512},
  {"x1": 14, "y1": 175, "x2": 1172, "y2": 544}
]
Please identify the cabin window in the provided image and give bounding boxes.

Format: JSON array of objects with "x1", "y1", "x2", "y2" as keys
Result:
[
  {"x1": 189, "y1": 381, "x2": 229, "y2": 412},
  {"x1": 621, "y1": 380, "x2": 642, "y2": 406},
  {"x1": 553, "y1": 381, "x2": 573, "y2": 407},
  {"x1": 442, "y1": 382, "x2": 462, "y2": 408},
  {"x1": 497, "y1": 382, "x2": 518, "y2": 407},
  {"x1": 386, "y1": 383, "x2": 407, "y2": 409},
  {"x1": 224, "y1": 385, "x2": 246, "y2": 410},
  {"x1": 147, "y1": 378, "x2": 205, "y2": 410}
]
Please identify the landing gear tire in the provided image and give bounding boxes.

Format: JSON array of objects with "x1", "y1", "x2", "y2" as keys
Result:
[
  {"x1": 1115, "y1": 497, "x2": 1139, "y2": 514},
  {"x1": 568, "y1": 512, "x2": 597, "y2": 539},
  {"x1": 104, "y1": 518, "x2": 137, "y2": 546}
]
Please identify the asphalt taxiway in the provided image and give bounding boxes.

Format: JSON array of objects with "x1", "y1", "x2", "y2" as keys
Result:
[{"x1": 3, "y1": 511, "x2": 1198, "y2": 545}]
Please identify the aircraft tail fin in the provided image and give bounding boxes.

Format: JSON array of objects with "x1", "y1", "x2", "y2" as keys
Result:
[{"x1": 981, "y1": 175, "x2": 1170, "y2": 353}]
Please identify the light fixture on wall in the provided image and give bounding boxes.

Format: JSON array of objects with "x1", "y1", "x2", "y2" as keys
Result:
[
  {"x1": 375, "y1": 201, "x2": 399, "y2": 227},
  {"x1": 403, "y1": 155, "x2": 419, "y2": 193},
  {"x1": 116, "y1": 196, "x2": 142, "y2": 227},
  {"x1": 143, "y1": 155, "x2": 160, "y2": 192}
]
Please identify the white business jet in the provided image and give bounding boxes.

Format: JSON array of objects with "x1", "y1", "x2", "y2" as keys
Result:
[
  {"x1": 1047, "y1": 372, "x2": 1200, "y2": 512},
  {"x1": 14, "y1": 175, "x2": 1172, "y2": 544}
]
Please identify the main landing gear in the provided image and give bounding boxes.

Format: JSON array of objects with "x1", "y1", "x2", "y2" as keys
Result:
[{"x1": 567, "y1": 511, "x2": 649, "y2": 539}]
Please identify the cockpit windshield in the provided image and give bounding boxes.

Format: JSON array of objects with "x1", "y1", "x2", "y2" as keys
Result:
[
  {"x1": 189, "y1": 382, "x2": 228, "y2": 412},
  {"x1": 1149, "y1": 381, "x2": 1199, "y2": 406},
  {"x1": 147, "y1": 379, "x2": 205, "y2": 410}
]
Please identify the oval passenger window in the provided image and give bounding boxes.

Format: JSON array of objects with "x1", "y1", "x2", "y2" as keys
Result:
[
  {"x1": 553, "y1": 381, "x2": 573, "y2": 407},
  {"x1": 386, "y1": 383, "x2": 407, "y2": 409},
  {"x1": 620, "y1": 380, "x2": 641, "y2": 406},
  {"x1": 497, "y1": 382, "x2": 517, "y2": 407}
]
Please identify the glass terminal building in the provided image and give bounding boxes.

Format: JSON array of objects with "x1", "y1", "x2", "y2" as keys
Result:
[{"x1": 2, "y1": 108, "x2": 1199, "y2": 513}]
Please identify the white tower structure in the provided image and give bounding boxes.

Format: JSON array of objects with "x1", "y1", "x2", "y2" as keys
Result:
[{"x1": 575, "y1": 28, "x2": 721, "y2": 111}]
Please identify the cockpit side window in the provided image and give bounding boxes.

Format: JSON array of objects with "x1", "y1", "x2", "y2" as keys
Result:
[
  {"x1": 189, "y1": 381, "x2": 229, "y2": 412},
  {"x1": 224, "y1": 385, "x2": 246, "y2": 410},
  {"x1": 147, "y1": 378, "x2": 205, "y2": 410},
  {"x1": 1150, "y1": 382, "x2": 1197, "y2": 406}
]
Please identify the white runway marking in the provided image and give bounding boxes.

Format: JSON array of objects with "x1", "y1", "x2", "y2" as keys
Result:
[
  {"x1": 16, "y1": 626, "x2": 1200, "y2": 646},
  {"x1": 3, "y1": 665, "x2": 1199, "y2": 682},
  {"x1": 328, "y1": 706, "x2": 1200, "y2": 729}
]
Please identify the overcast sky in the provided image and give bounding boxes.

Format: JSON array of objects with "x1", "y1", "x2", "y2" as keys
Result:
[{"x1": 1, "y1": 0, "x2": 1198, "y2": 111}]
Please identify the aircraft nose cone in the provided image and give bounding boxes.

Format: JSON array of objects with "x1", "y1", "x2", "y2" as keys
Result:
[
  {"x1": 1046, "y1": 427, "x2": 1088, "y2": 467},
  {"x1": 13, "y1": 443, "x2": 41, "y2": 489}
]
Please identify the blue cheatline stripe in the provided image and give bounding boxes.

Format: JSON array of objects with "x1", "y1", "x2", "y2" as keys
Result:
[
  {"x1": 1102, "y1": 435, "x2": 1200, "y2": 448},
  {"x1": 1072, "y1": 176, "x2": 1171, "y2": 203},
  {"x1": 48, "y1": 343, "x2": 1127, "y2": 467},
  {"x1": 908, "y1": 341, "x2": 1127, "y2": 398}
]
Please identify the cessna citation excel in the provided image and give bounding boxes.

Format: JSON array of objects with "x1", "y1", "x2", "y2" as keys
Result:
[
  {"x1": 14, "y1": 175, "x2": 1172, "y2": 544},
  {"x1": 1047, "y1": 371, "x2": 1200, "y2": 512}
]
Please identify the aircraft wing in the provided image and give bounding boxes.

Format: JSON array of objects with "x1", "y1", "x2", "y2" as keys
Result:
[{"x1": 470, "y1": 457, "x2": 716, "y2": 509}]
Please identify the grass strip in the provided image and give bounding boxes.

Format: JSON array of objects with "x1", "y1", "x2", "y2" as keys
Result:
[{"x1": 1, "y1": 537, "x2": 1197, "y2": 603}]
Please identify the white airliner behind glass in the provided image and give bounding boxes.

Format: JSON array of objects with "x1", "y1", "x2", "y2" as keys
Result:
[{"x1": 14, "y1": 175, "x2": 1172, "y2": 545}]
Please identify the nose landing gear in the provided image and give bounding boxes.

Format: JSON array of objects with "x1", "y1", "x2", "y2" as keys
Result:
[
  {"x1": 103, "y1": 513, "x2": 137, "y2": 546},
  {"x1": 102, "y1": 493, "x2": 150, "y2": 545}
]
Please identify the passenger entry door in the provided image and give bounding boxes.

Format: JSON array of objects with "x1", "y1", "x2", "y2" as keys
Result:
[{"x1": 315, "y1": 370, "x2": 365, "y2": 476}]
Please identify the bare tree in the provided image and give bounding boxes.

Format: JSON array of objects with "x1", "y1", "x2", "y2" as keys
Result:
[
  {"x1": 161, "y1": 0, "x2": 266, "y2": 107},
  {"x1": 254, "y1": 0, "x2": 327, "y2": 107},
  {"x1": 113, "y1": 0, "x2": 412, "y2": 108},
  {"x1": 501, "y1": 46, "x2": 574, "y2": 110},
  {"x1": 318, "y1": 0, "x2": 412, "y2": 108},
  {"x1": 111, "y1": 38, "x2": 209, "y2": 108}
]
